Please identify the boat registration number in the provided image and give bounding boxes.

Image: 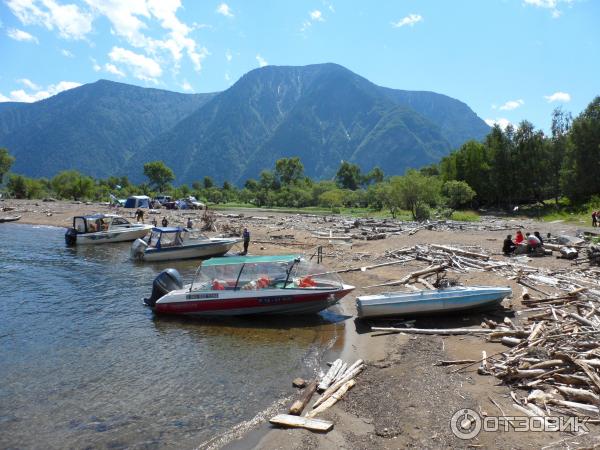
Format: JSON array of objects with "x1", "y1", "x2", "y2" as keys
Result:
[
  {"x1": 257, "y1": 296, "x2": 293, "y2": 304},
  {"x1": 187, "y1": 293, "x2": 219, "y2": 300}
]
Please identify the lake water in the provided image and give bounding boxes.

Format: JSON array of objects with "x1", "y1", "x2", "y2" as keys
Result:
[{"x1": 0, "y1": 224, "x2": 344, "y2": 449}]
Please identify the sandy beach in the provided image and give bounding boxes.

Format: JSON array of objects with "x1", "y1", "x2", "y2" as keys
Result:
[{"x1": 3, "y1": 199, "x2": 599, "y2": 449}]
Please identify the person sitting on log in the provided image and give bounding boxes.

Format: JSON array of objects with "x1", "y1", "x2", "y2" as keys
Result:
[
  {"x1": 503, "y1": 235, "x2": 517, "y2": 255},
  {"x1": 534, "y1": 231, "x2": 544, "y2": 246},
  {"x1": 526, "y1": 232, "x2": 541, "y2": 253},
  {"x1": 514, "y1": 230, "x2": 524, "y2": 245}
]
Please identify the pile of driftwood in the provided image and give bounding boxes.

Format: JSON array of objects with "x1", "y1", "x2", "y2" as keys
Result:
[
  {"x1": 478, "y1": 287, "x2": 600, "y2": 419},
  {"x1": 269, "y1": 359, "x2": 365, "y2": 432}
]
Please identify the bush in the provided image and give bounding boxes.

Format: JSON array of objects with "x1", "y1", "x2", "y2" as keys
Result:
[{"x1": 414, "y1": 203, "x2": 432, "y2": 221}]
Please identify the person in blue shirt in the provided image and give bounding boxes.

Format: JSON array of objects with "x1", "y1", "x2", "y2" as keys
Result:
[{"x1": 242, "y1": 227, "x2": 250, "y2": 255}]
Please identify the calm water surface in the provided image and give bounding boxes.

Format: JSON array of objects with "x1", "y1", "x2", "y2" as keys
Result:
[{"x1": 0, "y1": 224, "x2": 344, "y2": 449}]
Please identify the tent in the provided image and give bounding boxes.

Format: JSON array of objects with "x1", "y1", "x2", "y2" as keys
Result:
[{"x1": 124, "y1": 195, "x2": 151, "y2": 208}]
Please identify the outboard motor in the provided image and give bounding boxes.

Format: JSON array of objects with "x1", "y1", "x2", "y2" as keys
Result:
[
  {"x1": 65, "y1": 228, "x2": 78, "y2": 246},
  {"x1": 130, "y1": 238, "x2": 148, "y2": 260},
  {"x1": 144, "y1": 268, "x2": 183, "y2": 307}
]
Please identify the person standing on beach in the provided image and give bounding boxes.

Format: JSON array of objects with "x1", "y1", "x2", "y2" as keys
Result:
[
  {"x1": 187, "y1": 217, "x2": 193, "y2": 229},
  {"x1": 151, "y1": 217, "x2": 157, "y2": 227},
  {"x1": 593, "y1": 211, "x2": 598, "y2": 227},
  {"x1": 242, "y1": 227, "x2": 250, "y2": 255},
  {"x1": 135, "y1": 209, "x2": 144, "y2": 223},
  {"x1": 162, "y1": 217, "x2": 168, "y2": 227}
]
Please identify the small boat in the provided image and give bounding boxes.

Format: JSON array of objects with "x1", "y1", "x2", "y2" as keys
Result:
[
  {"x1": 130, "y1": 227, "x2": 241, "y2": 262},
  {"x1": 144, "y1": 254, "x2": 355, "y2": 316},
  {"x1": 0, "y1": 215, "x2": 21, "y2": 223},
  {"x1": 356, "y1": 286, "x2": 512, "y2": 319},
  {"x1": 65, "y1": 214, "x2": 153, "y2": 245}
]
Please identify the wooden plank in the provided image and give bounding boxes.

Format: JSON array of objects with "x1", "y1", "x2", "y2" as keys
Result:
[
  {"x1": 269, "y1": 414, "x2": 333, "y2": 432},
  {"x1": 318, "y1": 359, "x2": 342, "y2": 391}
]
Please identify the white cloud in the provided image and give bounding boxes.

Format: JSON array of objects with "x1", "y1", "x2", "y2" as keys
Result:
[
  {"x1": 17, "y1": 78, "x2": 40, "y2": 90},
  {"x1": 91, "y1": 57, "x2": 101, "y2": 71},
  {"x1": 499, "y1": 99, "x2": 524, "y2": 111},
  {"x1": 225, "y1": 49, "x2": 232, "y2": 62},
  {"x1": 85, "y1": 0, "x2": 209, "y2": 74},
  {"x1": 216, "y1": 3, "x2": 233, "y2": 18},
  {"x1": 61, "y1": 48, "x2": 74, "y2": 57},
  {"x1": 392, "y1": 13, "x2": 423, "y2": 28},
  {"x1": 180, "y1": 80, "x2": 192, "y2": 91},
  {"x1": 3, "y1": 80, "x2": 81, "y2": 103},
  {"x1": 544, "y1": 91, "x2": 571, "y2": 103},
  {"x1": 7, "y1": 0, "x2": 93, "y2": 40},
  {"x1": 0, "y1": 93, "x2": 11, "y2": 102},
  {"x1": 323, "y1": 1, "x2": 335, "y2": 13},
  {"x1": 256, "y1": 54, "x2": 267, "y2": 67},
  {"x1": 6, "y1": 27, "x2": 38, "y2": 43},
  {"x1": 485, "y1": 118, "x2": 512, "y2": 130},
  {"x1": 224, "y1": 72, "x2": 230, "y2": 81},
  {"x1": 309, "y1": 10, "x2": 324, "y2": 21},
  {"x1": 109, "y1": 46, "x2": 162, "y2": 82},
  {"x1": 104, "y1": 63, "x2": 125, "y2": 77},
  {"x1": 523, "y1": 0, "x2": 573, "y2": 18},
  {"x1": 301, "y1": 8, "x2": 326, "y2": 32}
]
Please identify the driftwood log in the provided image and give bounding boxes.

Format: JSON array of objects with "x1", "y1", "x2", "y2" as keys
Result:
[{"x1": 289, "y1": 380, "x2": 318, "y2": 416}]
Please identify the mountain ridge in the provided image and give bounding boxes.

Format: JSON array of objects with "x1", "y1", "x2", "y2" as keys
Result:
[{"x1": 0, "y1": 63, "x2": 489, "y2": 184}]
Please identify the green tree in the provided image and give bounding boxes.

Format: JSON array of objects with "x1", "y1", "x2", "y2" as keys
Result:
[
  {"x1": 364, "y1": 167, "x2": 384, "y2": 185},
  {"x1": 51, "y1": 170, "x2": 94, "y2": 200},
  {"x1": 561, "y1": 97, "x2": 600, "y2": 202},
  {"x1": 143, "y1": 161, "x2": 175, "y2": 193},
  {"x1": 386, "y1": 171, "x2": 440, "y2": 220},
  {"x1": 319, "y1": 189, "x2": 345, "y2": 210},
  {"x1": 0, "y1": 148, "x2": 15, "y2": 185},
  {"x1": 6, "y1": 174, "x2": 27, "y2": 198},
  {"x1": 275, "y1": 157, "x2": 304, "y2": 186},
  {"x1": 442, "y1": 180, "x2": 476, "y2": 209},
  {"x1": 335, "y1": 161, "x2": 362, "y2": 190},
  {"x1": 548, "y1": 107, "x2": 572, "y2": 204},
  {"x1": 203, "y1": 176, "x2": 214, "y2": 189}
]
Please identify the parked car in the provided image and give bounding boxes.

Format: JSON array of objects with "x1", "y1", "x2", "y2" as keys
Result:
[
  {"x1": 154, "y1": 195, "x2": 172, "y2": 205},
  {"x1": 181, "y1": 196, "x2": 205, "y2": 210}
]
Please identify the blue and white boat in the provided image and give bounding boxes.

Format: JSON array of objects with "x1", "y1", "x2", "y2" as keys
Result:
[
  {"x1": 65, "y1": 214, "x2": 152, "y2": 245},
  {"x1": 130, "y1": 227, "x2": 241, "y2": 262},
  {"x1": 356, "y1": 286, "x2": 512, "y2": 319}
]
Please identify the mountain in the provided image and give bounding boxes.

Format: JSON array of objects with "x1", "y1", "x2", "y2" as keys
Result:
[
  {"x1": 0, "y1": 64, "x2": 489, "y2": 184},
  {"x1": 140, "y1": 63, "x2": 489, "y2": 184},
  {"x1": 0, "y1": 80, "x2": 215, "y2": 178}
]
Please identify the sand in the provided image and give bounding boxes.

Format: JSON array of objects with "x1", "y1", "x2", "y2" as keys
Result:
[{"x1": 2, "y1": 199, "x2": 599, "y2": 449}]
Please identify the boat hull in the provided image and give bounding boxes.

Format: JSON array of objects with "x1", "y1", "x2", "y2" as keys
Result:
[
  {"x1": 71, "y1": 226, "x2": 152, "y2": 245},
  {"x1": 139, "y1": 240, "x2": 239, "y2": 262},
  {"x1": 356, "y1": 286, "x2": 512, "y2": 319},
  {"x1": 152, "y1": 285, "x2": 354, "y2": 316}
]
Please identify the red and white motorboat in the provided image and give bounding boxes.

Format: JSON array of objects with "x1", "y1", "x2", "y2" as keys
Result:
[{"x1": 144, "y1": 255, "x2": 354, "y2": 316}]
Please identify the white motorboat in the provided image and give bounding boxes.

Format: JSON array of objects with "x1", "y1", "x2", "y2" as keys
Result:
[
  {"x1": 130, "y1": 227, "x2": 241, "y2": 262},
  {"x1": 65, "y1": 214, "x2": 153, "y2": 245},
  {"x1": 356, "y1": 286, "x2": 512, "y2": 319},
  {"x1": 143, "y1": 255, "x2": 355, "y2": 316}
]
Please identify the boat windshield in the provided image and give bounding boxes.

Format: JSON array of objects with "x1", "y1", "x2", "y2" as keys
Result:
[
  {"x1": 148, "y1": 228, "x2": 185, "y2": 248},
  {"x1": 191, "y1": 258, "x2": 344, "y2": 291}
]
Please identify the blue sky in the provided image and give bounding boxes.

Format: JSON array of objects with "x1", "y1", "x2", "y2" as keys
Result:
[{"x1": 0, "y1": 0, "x2": 598, "y2": 131}]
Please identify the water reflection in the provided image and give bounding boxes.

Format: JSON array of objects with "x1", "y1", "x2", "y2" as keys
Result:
[{"x1": 0, "y1": 224, "x2": 345, "y2": 449}]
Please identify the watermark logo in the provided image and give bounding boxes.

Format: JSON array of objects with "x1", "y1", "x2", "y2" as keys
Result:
[{"x1": 450, "y1": 408, "x2": 589, "y2": 439}]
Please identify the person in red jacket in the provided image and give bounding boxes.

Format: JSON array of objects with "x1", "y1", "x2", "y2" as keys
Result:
[{"x1": 514, "y1": 230, "x2": 524, "y2": 244}]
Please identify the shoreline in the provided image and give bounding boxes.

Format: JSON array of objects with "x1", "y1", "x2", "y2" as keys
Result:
[{"x1": 3, "y1": 199, "x2": 600, "y2": 449}]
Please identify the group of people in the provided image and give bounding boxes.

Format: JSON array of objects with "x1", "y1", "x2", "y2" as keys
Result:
[{"x1": 503, "y1": 230, "x2": 545, "y2": 256}]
